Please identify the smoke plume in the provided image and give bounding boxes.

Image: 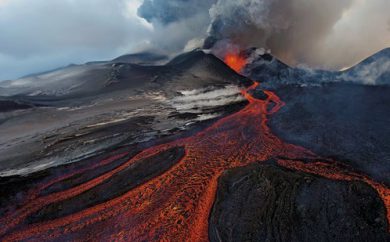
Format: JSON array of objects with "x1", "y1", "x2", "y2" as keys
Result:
[
  {"x1": 1, "y1": 0, "x2": 389, "y2": 80},
  {"x1": 139, "y1": 0, "x2": 390, "y2": 70}
]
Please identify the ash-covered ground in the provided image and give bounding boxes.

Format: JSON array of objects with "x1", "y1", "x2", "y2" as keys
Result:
[
  {"x1": 0, "y1": 51, "x2": 250, "y2": 176},
  {"x1": 243, "y1": 48, "x2": 390, "y2": 185}
]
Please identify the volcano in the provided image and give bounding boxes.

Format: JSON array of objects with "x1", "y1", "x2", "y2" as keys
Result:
[
  {"x1": 0, "y1": 49, "x2": 389, "y2": 241},
  {"x1": 243, "y1": 47, "x2": 390, "y2": 88}
]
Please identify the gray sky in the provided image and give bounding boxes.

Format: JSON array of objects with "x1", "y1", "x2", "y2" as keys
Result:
[
  {"x1": 0, "y1": 0, "x2": 389, "y2": 81},
  {"x1": 0, "y1": 0, "x2": 152, "y2": 80}
]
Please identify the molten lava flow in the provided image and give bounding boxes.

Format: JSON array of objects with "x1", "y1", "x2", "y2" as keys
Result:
[
  {"x1": 1, "y1": 82, "x2": 389, "y2": 241},
  {"x1": 224, "y1": 53, "x2": 247, "y2": 73}
]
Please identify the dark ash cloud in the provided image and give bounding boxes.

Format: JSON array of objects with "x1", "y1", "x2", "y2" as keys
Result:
[
  {"x1": 204, "y1": 0, "x2": 351, "y2": 68},
  {"x1": 139, "y1": 0, "x2": 390, "y2": 70}
]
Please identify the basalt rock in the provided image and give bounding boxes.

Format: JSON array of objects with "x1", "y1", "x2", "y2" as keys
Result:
[{"x1": 209, "y1": 163, "x2": 389, "y2": 242}]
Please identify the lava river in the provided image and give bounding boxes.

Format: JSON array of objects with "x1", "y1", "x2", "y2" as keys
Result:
[{"x1": 1, "y1": 82, "x2": 389, "y2": 241}]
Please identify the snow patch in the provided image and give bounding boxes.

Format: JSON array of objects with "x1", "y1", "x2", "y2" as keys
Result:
[{"x1": 169, "y1": 85, "x2": 245, "y2": 112}]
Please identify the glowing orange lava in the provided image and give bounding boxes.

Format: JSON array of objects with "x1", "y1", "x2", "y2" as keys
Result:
[
  {"x1": 224, "y1": 53, "x2": 247, "y2": 73},
  {"x1": 0, "y1": 82, "x2": 389, "y2": 241}
]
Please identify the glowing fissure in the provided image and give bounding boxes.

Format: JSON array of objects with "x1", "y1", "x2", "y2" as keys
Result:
[{"x1": 1, "y1": 81, "x2": 389, "y2": 241}]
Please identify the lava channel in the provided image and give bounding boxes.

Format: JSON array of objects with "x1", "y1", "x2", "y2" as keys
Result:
[{"x1": 1, "y1": 83, "x2": 389, "y2": 241}]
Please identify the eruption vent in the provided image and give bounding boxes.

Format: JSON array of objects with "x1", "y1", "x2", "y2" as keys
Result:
[{"x1": 224, "y1": 53, "x2": 246, "y2": 73}]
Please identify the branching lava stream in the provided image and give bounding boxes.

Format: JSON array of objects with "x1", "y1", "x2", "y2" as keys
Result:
[{"x1": 1, "y1": 82, "x2": 389, "y2": 241}]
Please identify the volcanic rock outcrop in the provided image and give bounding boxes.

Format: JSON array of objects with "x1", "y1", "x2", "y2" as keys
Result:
[{"x1": 209, "y1": 163, "x2": 389, "y2": 242}]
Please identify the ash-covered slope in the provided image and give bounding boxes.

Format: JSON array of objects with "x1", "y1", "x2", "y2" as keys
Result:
[
  {"x1": 0, "y1": 50, "x2": 250, "y2": 100},
  {"x1": 243, "y1": 47, "x2": 390, "y2": 88},
  {"x1": 110, "y1": 52, "x2": 168, "y2": 65},
  {"x1": 241, "y1": 46, "x2": 390, "y2": 182},
  {"x1": 165, "y1": 50, "x2": 252, "y2": 89},
  {"x1": 242, "y1": 48, "x2": 291, "y2": 81},
  {"x1": 240, "y1": 48, "x2": 390, "y2": 185},
  {"x1": 340, "y1": 48, "x2": 390, "y2": 85},
  {"x1": 242, "y1": 48, "x2": 334, "y2": 88},
  {"x1": 238, "y1": 49, "x2": 390, "y2": 184},
  {"x1": 269, "y1": 83, "x2": 390, "y2": 185},
  {"x1": 0, "y1": 53, "x2": 162, "y2": 98},
  {"x1": 0, "y1": 50, "x2": 251, "y2": 176}
]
